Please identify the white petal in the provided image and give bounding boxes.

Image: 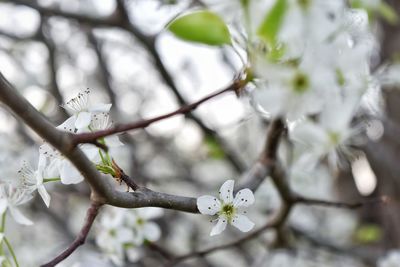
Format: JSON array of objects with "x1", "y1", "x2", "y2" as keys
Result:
[
  {"x1": 89, "y1": 103, "x2": 112, "y2": 113},
  {"x1": 57, "y1": 116, "x2": 77, "y2": 133},
  {"x1": 0, "y1": 233, "x2": 4, "y2": 243},
  {"x1": 197, "y1": 195, "x2": 221, "y2": 215},
  {"x1": 60, "y1": 161, "x2": 83, "y2": 184},
  {"x1": 38, "y1": 185, "x2": 51, "y2": 208},
  {"x1": 143, "y1": 222, "x2": 161, "y2": 242},
  {"x1": 81, "y1": 145, "x2": 100, "y2": 161},
  {"x1": 46, "y1": 159, "x2": 62, "y2": 178},
  {"x1": 9, "y1": 206, "x2": 33, "y2": 225},
  {"x1": 219, "y1": 180, "x2": 234, "y2": 204},
  {"x1": 115, "y1": 227, "x2": 134, "y2": 243},
  {"x1": 231, "y1": 214, "x2": 254, "y2": 233},
  {"x1": 105, "y1": 135, "x2": 123, "y2": 147},
  {"x1": 132, "y1": 229, "x2": 145, "y2": 245},
  {"x1": 233, "y1": 189, "x2": 255, "y2": 208},
  {"x1": 137, "y1": 207, "x2": 163, "y2": 220},
  {"x1": 126, "y1": 247, "x2": 142, "y2": 263},
  {"x1": 75, "y1": 112, "x2": 92, "y2": 129},
  {"x1": 210, "y1": 217, "x2": 228, "y2": 236},
  {"x1": 0, "y1": 199, "x2": 7, "y2": 214}
]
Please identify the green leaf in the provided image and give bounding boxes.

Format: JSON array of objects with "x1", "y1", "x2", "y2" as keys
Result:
[
  {"x1": 167, "y1": 10, "x2": 231, "y2": 46},
  {"x1": 378, "y1": 2, "x2": 398, "y2": 25},
  {"x1": 257, "y1": 0, "x2": 288, "y2": 46}
]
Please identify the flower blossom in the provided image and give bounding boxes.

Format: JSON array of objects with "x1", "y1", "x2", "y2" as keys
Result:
[
  {"x1": 0, "y1": 183, "x2": 33, "y2": 225},
  {"x1": 61, "y1": 89, "x2": 112, "y2": 130},
  {"x1": 95, "y1": 207, "x2": 163, "y2": 265},
  {"x1": 197, "y1": 179, "x2": 255, "y2": 236},
  {"x1": 38, "y1": 143, "x2": 97, "y2": 185},
  {"x1": 18, "y1": 161, "x2": 50, "y2": 207}
]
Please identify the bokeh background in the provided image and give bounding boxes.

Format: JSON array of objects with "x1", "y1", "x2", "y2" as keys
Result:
[{"x1": 0, "y1": 0, "x2": 400, "y2": 266}]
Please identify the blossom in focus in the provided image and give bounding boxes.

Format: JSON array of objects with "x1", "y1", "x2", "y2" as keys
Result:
[
  {"x1": 38, "y1": 143, "x2": 97, "y2": 185},
  {"x1": 197, "y1": 179, "x2": 255, "y2": 236},
  {"x1": 83, "y1": 112, "x2": 123, "y2": 149},
  {"x1": 18, "y1": 161, "x2": 50, "y2": 207},
  {"x1": 0, "y1": 183, "x2": 33, "y2": 225},
  {"x1": 61, "y1": 89, "x2": 112, "y2": 130}
]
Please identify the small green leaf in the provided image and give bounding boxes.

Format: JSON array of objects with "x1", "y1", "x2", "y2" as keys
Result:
[
  {"x1": 378, "y1": 2, "x2": 398, "y2": 25},
  {"x1": 257, "y1": 0, "x2": 288, "y2": 46},
  {"x1": 167, "y1": 10, "x2": 231, "y2": 46}
]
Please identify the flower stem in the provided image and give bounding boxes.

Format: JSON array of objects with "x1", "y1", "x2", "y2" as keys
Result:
[
  {"x1": 43, "y1": 178, "x2": 61, "y2": 183},
  {"x1": 0, "y1": 213, "x2": 12, "y2": 267},
  {"x1": 3, "y1": 237, "x2": 19, "y2": 267}
]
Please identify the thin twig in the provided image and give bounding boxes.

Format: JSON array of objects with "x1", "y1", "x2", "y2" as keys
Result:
[
  {"x1": 40, "y1": 201, "x2": 103, "y2": 267},
  {"x1": 72, "y1": 80, "x2": 245, "y2": 145}
]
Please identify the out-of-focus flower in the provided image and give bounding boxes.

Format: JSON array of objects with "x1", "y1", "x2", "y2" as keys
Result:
[
  {"x1": 95, "y1": 207, "x2": 163, "y2": 265},
  {"x1": 378, "y1": 250, "x2": 400, "y2": 267},
  {"x1": 125, "y1": 207, "x2": 163, "y2": 245},
  {"x1": 197, "y1": 179, "x2": 255, "y2": 236},
  {"x1": 0, "y1": 183, "x2": 33, "y2": 225},
  {"x1": 290, "y1": 98, "x2": 358, "y2": 167}
]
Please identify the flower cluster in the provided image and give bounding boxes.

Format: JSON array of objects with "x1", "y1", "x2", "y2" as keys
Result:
[
  {"x1": 248, "y1": 1, "x2": 377, "y2": 168},
  {"x1": 95, "y1": 207, "x2": 163, "y2": 265},
  {"x1": 0, "y1": 90, "x2": 122, "y2": 228}
]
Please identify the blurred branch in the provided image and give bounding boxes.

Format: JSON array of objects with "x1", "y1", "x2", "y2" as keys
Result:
[
  {"x1": 293, "y1": 195, "x2": 390, "y2": 209},
  {"x1": 38, "y1": 17, "x2": 69, "y2": 121},
  {"x1": 10, "y1": 0, "x2": 121, "y2": 28},
  {"x1": 41, "y1": 201, "x2": 103, "y2": 267},
  {"x1": 86, "y1": 30, "x2": 117, "y2": 107}
]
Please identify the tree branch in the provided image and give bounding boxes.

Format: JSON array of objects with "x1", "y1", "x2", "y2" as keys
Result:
[{"x1": 41, "y1": 201, "x2": 103, "y2": 267}]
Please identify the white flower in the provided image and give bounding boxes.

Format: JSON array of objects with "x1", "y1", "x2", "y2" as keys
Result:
[
  {"x1": 0, "y1": 183, "x2": 33, "y2": 225},
  {"x1": 278, "y1": 0, "x2": 345, "y2": 58},
  {"x1": 95, "y1": 207, "x2": 163, "y2": 265},
  {"x1": 197, "y1": 179, "x2": 255, "y2": 236},
  {"x1": 290, "y1": 98, "x2": 359, "y2": 166},
  {"x1": 83, "y1": 112, "x2": 123, "y2": 148},
  {"x1": 378, "y1": 250, "x2": 400, "y2": 267},
  {"x1": 17, "y1": 161, "x2": 50, "y2": 207},
  {"x1": 38, "y1": 143, "x2": 97, "y2": 185},
  {"x1": 96, "y1": 209, "x2": 134, "y2": 266},
  {"x1": 252, "y1": 62, "x2": 328, "y2": 120},
  {"x1": 61, "y1": 89, "x2": 112, "y2": 130},
  {"x1": 125, "y1": 207, "x2": 163, "y2": 245}
]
